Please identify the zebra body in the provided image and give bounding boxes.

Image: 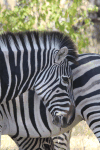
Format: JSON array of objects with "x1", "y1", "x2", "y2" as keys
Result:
[
  {"x1": 2, "y1": 53, "x2": 100, "y2": 149},
  {"x1": 0, "y1": 91, "x2": 55, "y2": 149},
  {"x1": 52, "y1": 53, "x2": 100, "y2": 149},
  {"x1": 1, "y1": 90, "x2": 65, "y2": 138},
  {"x1": 72, "y1": 53, "x2": 100, "y2": 140},
  {"x1": 0, "y1": 90, "x2": 67, "y2": 149},
  {"x1": 7, "y1": 53, "x2": 100, "y2": 149},
  {"x1": 0, "y1": 31, "x2": 77, "y2": 128}
]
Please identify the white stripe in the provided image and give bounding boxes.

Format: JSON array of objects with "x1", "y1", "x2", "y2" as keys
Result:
[
  {"x1": 16, "y1": 36, "x2": 24, "y2": 89},
  {"x1": 39, "y1": 36, "x2": 44, "y2": 69},
  {"x1": 77, "y1": 54, "x2": 99, "y2": 61},
  {"x1": 8, "y1": 100, "x2": 17, "y2": 135},
  {"x1": 8, "y1": 36, "x2": 17, "y2": 66},
  {"x1": 74, "y1": 74, "x2": 100, "y2": 99},
  {"x1": 50, "y1": 106, "x2": 69, "y2": 113},
  {"x1": 1, "y1": 104, "x2": 9, "y2": 135},
  {"x1": 11, "y1": 75, "x2": 17, "y2": 100}
]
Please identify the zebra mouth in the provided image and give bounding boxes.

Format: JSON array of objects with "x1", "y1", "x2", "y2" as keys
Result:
[{"x1": 52, "y1": 105, "x2": 75, "y2": 128}]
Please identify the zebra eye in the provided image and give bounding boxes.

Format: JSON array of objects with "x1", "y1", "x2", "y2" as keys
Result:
[
  {"x1": 56, "y1": 90, "x2": 59, "y2": 93},
  {"x1": 62, "y1": 76, "x2": 69, "y2": 84}
]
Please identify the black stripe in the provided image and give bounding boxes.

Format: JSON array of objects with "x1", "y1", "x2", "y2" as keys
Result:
[
  {"x1": 25, "y1": 138, "x2": 34, "y2": 150},
  {"x1": 30, "y1": 138, "x2": 38, "y2": 149},
  {"x1": 18, "y1": 33, "x2": 29, "y2": 93},
  {"x1": 11, "y1": 98, "x2": 19, "y2": 138},
  {"x1": 87, "y1": 111, "x2": 100, "y2": 119},
  {"x1": 22, "y1": 138, "x2": 32, "y2": 149},
  {"x1": 81, "y1": 102, "x2": 100, "y2": 118},
  {"x1": 28, "y1": 90, "x2": 41, "y2": 137},
  {"x1": 73, "y1": 66, "x2": 100, "y2": 89},
  {"x1": 93, "y1": 125, "x2": 100, "y2": 130},
  {"x1": 6, "y1": 101, "x2": 10, "y2": 116},
  {"x1": 71, "y1": 55, "x2": 100, "y2": 70},
  {"x1": 26, "y1": 32, "x2": 36, "y2": 81},
  {"x1": 40, "y1": 100, "x2": 51, "y2": 133},
  {"x1": 1, "y1": 104, "x2": 8, "y2": 118},
  {"x1": 17, "y1": 137, "x2": 23, "y2": 141},
  {"x1": 33, "y1": 32, "x2": 41, "y2": 71},
  {"x1": 8, "y1": 33, "x2": 21, "y2": 95},
  {"x1": 19, "y1": 137, "x2": 28, "y2": 147},
  {"x1": 94, "y1": 130, "x2": 100, "y2": 135},
  {"x1": 5, "y1": 34, "x2": 16, "y2": 100},
  {"x1": 76, "y1": 89, "x2": 100, "y2": 106},
  {"x1": 89, "y1": 119, "x2": 100, "y2": 127},
  {"x1": 0, "y1": 48, "x2": 9, "y2": 103}
]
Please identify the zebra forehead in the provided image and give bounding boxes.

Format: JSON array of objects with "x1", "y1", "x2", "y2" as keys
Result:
[{"x1": 0, "y1": 31, "x2": 77, "y2": 63}]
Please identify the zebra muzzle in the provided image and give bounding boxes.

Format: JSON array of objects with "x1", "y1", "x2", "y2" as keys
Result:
[{"x1": 52, "y1": 105, "x2": 75, "y2": 128}]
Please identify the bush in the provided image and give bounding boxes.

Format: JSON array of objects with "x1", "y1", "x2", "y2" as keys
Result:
[{"x1": 0, "y1": 0, "x2": 98, "y2": 52}]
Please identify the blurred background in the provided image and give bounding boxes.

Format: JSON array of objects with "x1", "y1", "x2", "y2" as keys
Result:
[{"x1": 0, "y1": 0, "x2": 100, "y2": 149}]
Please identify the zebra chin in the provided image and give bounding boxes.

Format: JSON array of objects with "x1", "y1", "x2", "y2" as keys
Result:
[{"x1": 52, "y1": 105, "x2": 75, "y2": 128}]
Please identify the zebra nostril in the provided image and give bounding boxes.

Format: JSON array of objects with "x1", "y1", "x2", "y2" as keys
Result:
[
  {"x1": 43, "y1": 144, "x2": 51, "y2": 150},
  {"x1": 52, "y1": 115, "x2": 59, "y2": 124},
  {"x1": 62, "y1": 116, "x2": 67, "y2": 125},
  {"x1": 52, "y1": 115, "x2": 63, "y2": 128}
]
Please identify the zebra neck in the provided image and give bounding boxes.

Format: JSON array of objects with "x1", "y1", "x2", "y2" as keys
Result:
[{"x1": 0, "y1": 33, "x2": 55, "y2": 104}]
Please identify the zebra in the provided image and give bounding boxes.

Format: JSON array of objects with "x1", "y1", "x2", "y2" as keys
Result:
[
  {"x1": 2, "y1": 52, "x2": 100, "y2": 150},
  {"x1": 0, "y1": 90, "x2": 62, "y2": 150},
  {"x1": 0, "y1": 31, "x2": 77, "y2": 128},
  {"x1": 52, "y1": 53, "x2": 100, "y2": 149},
  {"x1": 0, "y1": 90, "x2": 70, "y2": 150},
  {"x1": 52, "y1": 132, "x2": 71, "y2": 150},
  {"x1": 13, "y1": 137, "x2": 54, "y2": 150}
]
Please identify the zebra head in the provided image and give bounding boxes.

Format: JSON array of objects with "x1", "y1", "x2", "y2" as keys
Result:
[{"x1": 34, "y1": 42, "x2": 77, "y2": 128}]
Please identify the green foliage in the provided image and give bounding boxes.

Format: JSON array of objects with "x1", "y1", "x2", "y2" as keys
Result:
[{"x1": 0, "y1": 0, "x2": 97, "y2": 53}]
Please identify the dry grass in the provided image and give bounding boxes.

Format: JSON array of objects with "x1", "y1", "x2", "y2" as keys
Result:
[
  {"x1": 1, "y1": 135, "x2": 18, "y2": 150},
  {"x1": 70, "y1": 121, "x2": 100, "y2": 150},
  {"x1": 1, "y1": 121, "x2": 100, "y2": 150}
]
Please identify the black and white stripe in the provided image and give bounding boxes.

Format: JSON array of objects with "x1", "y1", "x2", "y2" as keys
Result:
[
  {"x1": 6, "y1": 53, "x2": 100, "y2": 149},
  {"x1": 52, "y1": 53, "x2": 100, "y2": 149},
  {"x1": 0, "y1": 31, "x2": 77, "y2": 127},
  {"x1": 71, "y1": 53, "x2": 100, "y2": 141},
  {"x1": 2, "y1": 43, "x2": 100, "y2": 149},
  {"x1": 1, "y1": 90, "x2": 66, "y2": 139},
  {"x1": 0, "y1": 90, "x2": 61, "y2": 150},
  {"x1": 53, "y1": 131, "x2": 71, "y2": 150},
  {"x1": 0, "y1": 89, "x2": 70, "y2": 149},
  {"x1": 13, "y1": 136, "x2": 54, "y2": 150}
]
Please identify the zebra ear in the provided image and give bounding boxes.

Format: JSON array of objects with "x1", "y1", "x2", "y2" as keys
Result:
[{"x1": 55, "y1": 47, "x2": 68, "y2": 64}]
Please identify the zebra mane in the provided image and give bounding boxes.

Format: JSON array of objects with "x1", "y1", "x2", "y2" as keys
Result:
[{"x1": 0, "y1": 31, "x2": 77, "y2": 63}]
